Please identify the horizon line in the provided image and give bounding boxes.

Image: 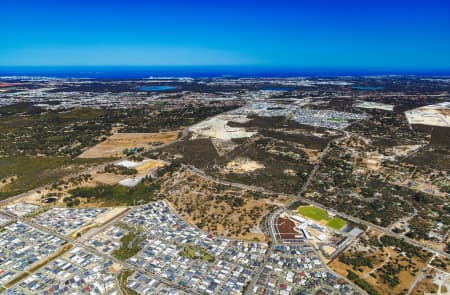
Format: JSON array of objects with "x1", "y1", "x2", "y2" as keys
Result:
[{"x1": 1, "y1": 65, "x2": 450, "y2": 74}]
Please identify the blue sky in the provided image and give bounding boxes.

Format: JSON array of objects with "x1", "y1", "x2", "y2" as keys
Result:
[{"x1": 1, "y1": 0, "x2": 450, "y2": 70}]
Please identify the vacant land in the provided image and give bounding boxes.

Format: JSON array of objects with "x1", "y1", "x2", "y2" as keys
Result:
[
  {"x1": 79, "y1": 131, "x2": 178, "y2": 158},
  {"x1": 330, "y1": 230, "x2": 433, "y2": 295},
  {"x1": 0, "y1": 156, "x2": 108, "y2": 200},
  {"x1": 135, "y1": 159, "x2": 166, "y2": 173},
  {"x1": 155, "y1": 114, "x2": 338, "y2": 195},
  {"x1": 0, "y1": 107, "x2": 112, "y2": 158},
  {"x1": 154, "y1": 137, "x2": 220, "y2": 168},
  {"x1": 214, "y1": 137, "x2": 313, "y2": 194},
  {"x1": 0, "y1": 102, "x2": 242, "y2": 157},
  {"x1": 159, "y1": 168, "x2": 286, "y2": 241},
  {"x1": 411, "y1": 268, "x2": 440, "y2": 295},
  {"x1": 276, "y1": 217, "x2": 298, "y2": 240},
  {"x1": 225, "y1": 157, "x2": 264, "y2": 173},
  {"x1": 67, "y1": 178, "x2": 161, "y2": 207}
]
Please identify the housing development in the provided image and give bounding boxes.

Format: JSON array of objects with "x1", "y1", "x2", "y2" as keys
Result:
[{"x1": 0, "y1": 75, "x2": 449, "y2": 295}]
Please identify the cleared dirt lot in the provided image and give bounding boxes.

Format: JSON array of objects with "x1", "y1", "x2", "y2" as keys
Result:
[
  {"x1": 225, "y1": 158, "x2": 264, "y2": 173},
  {"x1": 79, "y1": 131, "x2": 178, "y2": 158},
  {"x1": 91, "y1": 173, "x2": 126, "y2": 185},
  {"x1": 135, "y1": 159, "x2": 165, "y2": 173},
  {"x1": 276, "y1": 217, "x2": 299, "y2": 240}
]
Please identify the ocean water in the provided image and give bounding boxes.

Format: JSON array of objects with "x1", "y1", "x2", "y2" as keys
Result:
[{"x1": 0, "y1": 66, "x2": 449, "y2": 79}]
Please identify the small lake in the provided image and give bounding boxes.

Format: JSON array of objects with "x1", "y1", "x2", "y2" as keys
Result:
[
  {"x1": 139, "y1": 85, "x2": 177, "y2": 92},
  {"x1": 352, "y1": 86, "x2": 384, "y2": 91},
  {"x1": 262, "y1": 87, "x2": 293, "y2": 92}
]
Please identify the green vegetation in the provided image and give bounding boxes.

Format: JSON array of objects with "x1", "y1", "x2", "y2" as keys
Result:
[
  {"x1": 431, "y1": 255, "x2": 449, "y2": 272},
  {"x1": 379, "y1": 235, "x2": 431, "y2": 262},
  {"x1": 379, "y1": 262, "x2": 401, "y2": 288},
  {"x1": 339, "y1": 252, "x2": 374, "y2": 269},
  {"x1": 68, "y1": 178, "x2": 161, "y2": 206},
  {"x1": 260, "y1": 129, "x2": 335, "y2": 150},
  {"x1": 217, "y1": 137, "x2": 312, "y2": 194},
  {"x1": 180, "y1": 245, "x2": 215, "y2": 263},
  {"x1": 123, "y1": 147, "x2": 144, "y2": 156},
  {"x1": 0, "y1": 107, "x2": 108, "y2": 158},
  {"x1": 337, "y1": 232, "x2": 434, "y2": 295},
  {"x1": 346, "y1": 270, "x2": 359, "y2": 281},
  {"x1": 327, "y1": 117, "x2": 344, "y2": 122},
  {"x1": 354, "y1": 278, "x2": 381, "y2": 295},
  {"x1": 103, "y1": 164, "x2": 137, "y2": 175},
  {"x1": 0, "y1": 156, "x2": 108, "y2": 200},
  {"x1": 118, "y1": 270, "x2": 140, "y2": 295},
  {"x1": 0, "y1": 104, "x2": 238, "y2": 158},
  {"x1": 298, "y1": 205, "x2": 347, "y2": 230},
  {"x1": 305, "y1": 111, "x2": 449, "y2": 245},
  {"x1": 111, "y1": 226, "x2": 145, "y2": 261},
  {"x1": 63, "y1": 196, "x2": 81, "y2": 207},
  {"x1": 346, "y1": 270, "x2": 381, "y2": 295}
]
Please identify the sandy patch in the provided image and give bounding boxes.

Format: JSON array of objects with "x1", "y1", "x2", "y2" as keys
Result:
[
  {"x1": 92, "y1": 173, "x2": 127, "y2": 185},
  {"x1": 390, "y1": 145, "x2": 423, "y2": 157},
  {"x1": 190, "y1": 114, "x2": 256, "y2": 141},
  {"x1": 300, "y1": 148, "x2": 322, "y2": 164},
  {"x1": 18, "y1": 191, "x2": 47, "y2": 205},
  {"x1": 71, "y1": 207, "x2": 129, "y2": 238},
  {"x1": 405, "y1": 102, "x2": 450, "y2": 127},
  {"x1": 135, "y1": 159, "x2": 165, "y2": 174},
  {"x1": 93, "y1": 207, "x2": 129, "y2": 224},
  {"x1": 109, "y1": 263, "x2": 123, "y2": 273},
  {"x1": 0, "y1": 176, "x2": 17, "y2": 190},
  {"x1": 225, "y1": 158, "x2": 264, "y2": 174},
  {"x1": 79, "y1": 131, "x2": 178, "y2": 158},
  {"x1": 283, "y1": 169, "x2": 297, "y2": 176},
  {"x1": 362, "y1": 151, "x2": 384, "y2": 171},
  {"x1": 355, "y1": 101, "x2": 394, "y2": 111},
  {"x1": 322, "y1": 245, "x2": 337, "y2": 256}
]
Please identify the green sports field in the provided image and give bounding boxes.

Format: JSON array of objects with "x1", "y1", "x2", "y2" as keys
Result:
[
  {"x1": 298, "y1": 206, "x2": 328, "y2": 221},
  {"x1": 297, "y1": 205, "x2": 347, "y2": 230},
  {"x1": 327, "y1": 217, "x2": 347, "y2": 230}
]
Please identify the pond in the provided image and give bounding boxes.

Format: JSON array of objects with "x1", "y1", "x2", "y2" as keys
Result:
[{"x1": 138, "y1": 85, "x2": 177, "y2": 92}]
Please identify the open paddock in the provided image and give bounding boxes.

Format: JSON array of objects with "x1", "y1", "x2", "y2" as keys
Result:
[{"x1": 79, "y1": 131, "x2": 178, "y2": 158}]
